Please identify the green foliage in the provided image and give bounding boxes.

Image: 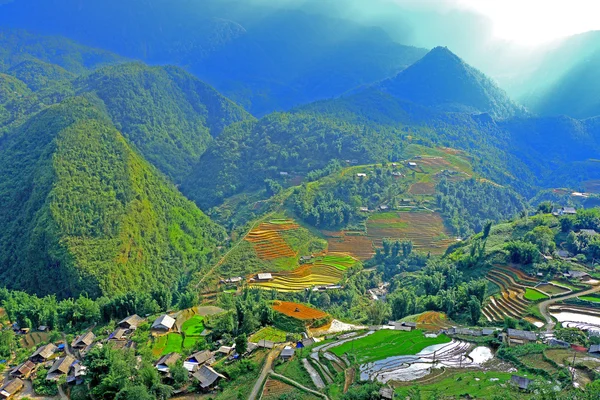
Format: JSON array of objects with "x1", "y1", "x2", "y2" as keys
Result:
[
  {"x1": 437, "y1": 178, "x2": 526, "y2": 237},
  {"x1": 73, "y1": 63, "x2": 251, "y2": 182},
  {"x1": 0, "y1": 96, "x2": 226, "y2": 297},
  {"x1": 183, "y1": 113, "x2": 409, "y2": 209},
  {"x1": 33, "y1": 368, "x2": 58, "y2": 396},
  {"x1": 505, "y1": 241, "x2": 540, "y2": 265}
]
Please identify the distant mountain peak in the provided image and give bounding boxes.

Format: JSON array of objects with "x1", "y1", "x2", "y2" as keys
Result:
[{"x1": 379, "y1": 46, "x2": 525, "y2": 119}]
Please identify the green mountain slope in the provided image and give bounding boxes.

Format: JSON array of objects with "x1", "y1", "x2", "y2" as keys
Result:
[
  {"x1": 0, "y1": 97, "x2": 226, "y2": 298},
  {"x1": 71, "y1": 63, "x2": 252, "y2": 181},
  {"x1": 7, "y1": 59, "x2": 75, "y2": 91},
  {"x1": 182, "y1": 112, "x2": 409, "y2": 209},
  {"x1": 379, "y1": 47, "x2": 525, "y2": 119},
  {"x1": 0, "y1": 28, "x2": 124, "y2": 74}
]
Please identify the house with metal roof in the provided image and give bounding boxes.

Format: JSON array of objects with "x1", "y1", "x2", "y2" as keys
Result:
[
  {"x1": 155, "y1": 353, "x2": 181, "y2": 373},
  {"x1": 71, "y1": 331, "x2": 96, "y2": 349},
  {"x1": 0, "y1": 378, "x2": 24, "y2": 399},
  {"x1": 47, "y1": 355, "x2": 75, "y2": 381},
  {"x1": 151, "y1": 314, "x2": 176, "y2": 332},
  {"x1": 193, "y1": 365, "x2": 226, "y2": 390},
  {"x1": 118, "y1": 314, "x2": 144, "y2": 330},
  {"x1": 30, "y1": 343, "x2": 58, "y2": 363}
]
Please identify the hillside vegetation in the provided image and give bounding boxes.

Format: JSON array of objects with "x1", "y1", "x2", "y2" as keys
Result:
[{"x1": 0, "y1": 97, "x2": 226, "y2": 298}]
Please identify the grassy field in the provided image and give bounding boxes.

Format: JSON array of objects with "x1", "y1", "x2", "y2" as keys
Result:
[
  {"x1": 182, "y1": 315, "x2": 204, "y2": 336},
  {"x1": 524, "y1": 288, "x2": 549, "y2": 301},
  {"x1": 274, "y1": 357, "x2": 317, "y2": 390},
  {"x1": 395, "y1": 370, "x2": 533, "y2": 399},
  {"x1": 330, "y1": 329, "x2": 450, "y2": 363},
  {"x1": 579, "y1": 295, "x2": 600, "y2": 303},
  {"x1": 250, "y1": 326, "x2": 288, "y2": 343},
  {"x1": 262, "y1": 378, "x2": 321, "y2": 400},
  {"x1": 152, "y1": 333, "x2": 184, "y2": 356}
]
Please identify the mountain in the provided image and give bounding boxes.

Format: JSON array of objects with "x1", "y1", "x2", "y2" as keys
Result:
[
  {"x1": 70, "y1": 63, "x2": 252, "y2": 181},
  {"x1": 0, "y1": 96, "x2": 227, "y2": 298},
  {"x1": 0, "y1": 0, "x2": 428, "y2": 116},
  {"x1": 378, "y1": 47, "x2": 525, "y2": 119},
  {"x1": 181, "y1": 112, "x2": 410, "y2": 209},
  {"x1": 0, "y1": 28, "x2": 124, "y2": 74},
  {"x1": 527, "y1": 49, "x2": 600, "y2": 119},
  {"x1": 7, "y1": 59, "x2": 75, "y2": 91}
]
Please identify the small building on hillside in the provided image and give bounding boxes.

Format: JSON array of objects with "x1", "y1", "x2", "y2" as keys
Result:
[
  {"x1": 47, "y1": 355, "x2": 75, "y2": 381},
  {"x1": 507, "y1": 329, "x2": 537, "y2": 345},
  {"x1": 0, "y1": 378, "x2": 24, "y2": 400},
  {"x1": 568, "y1": 270, "x2": 591, "y2": 281},
  {"x1": 588, "y1": 344, "x2": 600, "y2": 355},
  {"x1": 280, "y1": 346, "x2": 295, "y2": 361},
  {"x1": 30, "y1": 343, "x2": 58, "y2": 363},
  {"x1": 407, "y1": 162, "x2": 417, "y2": 167},
  {"x1": 482, "y1": 328, "x2": 496, "y2": 336},
  {"x1": 193, "y1": 365, "x2": 226, "y2": 390},
  {"x1": 118, "y1": 314, "x2": 144, "y2": 330},
  {"x1": 379, "y1": 205, "x2": 389, "y2": 211},
  {"x1": 67, "y1": 362, "x2": 88, "y2": 385},
  {"x1": 256, "y1": 273, "x2": 273, "y2": 281},
  {"x1": 10, "y1": 360, "x2": 35, "y2": 379},
  {"x1": 38, "y1": 325, "x2": 48, "y2": 332},
  {"x1": 548, "y1": 339, "x2": 570, "y2": 348},
  {"x1": 511, "y1": 375, "x2": 533, "y2": 391},
  {"x1": 151, "y1": 315, "x2": 176, "y2": 332},
  {"x1": 71, "y1": 331, "x2": 96, "y2": 349},
  {"x1": 580, "y1": 229, "x2": 598, "y2": 236},
  {"x1": 356, "y1": 173, "x2": 367, "y2": 178},
  {"x1": 221, "y1": 277, "x2": 243, "y2": 284},
  {"x1": 217, "y1": 345, "x2": 235, "y2": 356},
  {"x1": 258, "y1": 339, "x2": 275, "y2": 349},
  {"x1": 559, "y1": 207, "x2": 577, "y2": 215},
  {"x1": 155, "y1": 353, "x2": 181, "y2": 373},
  {"x1": 188, "y1": 350, "x2": 213, "y2": 366}
]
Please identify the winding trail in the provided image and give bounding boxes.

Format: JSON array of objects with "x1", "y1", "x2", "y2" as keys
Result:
[
  {"x1": 194, "y1": 212, "x2": 276, "y2": 290},
  {"x1": 538, "y1": 285, "x2": 600, "y2": 331},
  {"x1": 248, "y1": 346, "x2": 280, "y2": 400}
]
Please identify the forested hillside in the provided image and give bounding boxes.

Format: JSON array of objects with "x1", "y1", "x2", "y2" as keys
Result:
[
  {"x1": 0, "y1": 97, "x2": 226, "y2": 298},
  {"x1": 182, "y1": 113, "x2": 410, "y2": 209},
  {"x1": 72, "y1": 63, "x2": 252, "y2": 181}
]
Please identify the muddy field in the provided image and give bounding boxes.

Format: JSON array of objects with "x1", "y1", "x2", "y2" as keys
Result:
[{"x1": 272, "y1": 301, "x2": 328, "y2": 320}]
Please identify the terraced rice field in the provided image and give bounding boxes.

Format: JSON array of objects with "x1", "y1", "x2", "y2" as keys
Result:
[
  {"x1": 482, "y1": 267, "x2": 534, "y2": 322},
  {"x1": 536, "y1": 283, "x2": 570, "y2": 296},
  {"x1": 367, "y1": 211, "x2": 455, "y2": 255},
  {"x1": 325, "y1": 231, "x2": 374, "y2": 260},
  {"x1": 245, "y1": 220, "x2": 299, "y2": 260},
  {"x1": 524, "y1": 288, "x2": 549, "y2": 301},
  {"x1": 250, "y1": 253, "x2": 357, "y2": 292},
  {"x1": 408, "y1": 182, "x2": 435, "y2": 195},
  {"x1": 272, "y1": 301, "x2": 328, "y2": 320},
  {"x1": 262, "y1": 379, "x2": 320, "y2": 400},
  {"x1": 249, "y1": 326, "x2": 288, "y2": 343},
  {"x1": 20, "y1": 332, "x2": 50, "y2": 348},
  {"x1": 415, "y1": 311, "x2": 452, "y2": 331}
]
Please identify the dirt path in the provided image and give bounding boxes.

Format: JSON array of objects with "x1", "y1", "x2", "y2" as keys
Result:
[
  {"x1": 302, "y1": 358, "x2": 325, "y2": 389},
  {"x1": 539, "y1": 285, "x2": 600, "y2": 331},
  {"x1": 193, "y1": 212, "x2": 276, "y2": 290},
  {"x1": 269, "y1": 372, "x2": 328, "y2": 400},
  {"x1": 343, "y1": 367, "x2": 355, "y2": 393},
  {"x1": 248, "y1": 346, "x2": 280, "y2": 400}
]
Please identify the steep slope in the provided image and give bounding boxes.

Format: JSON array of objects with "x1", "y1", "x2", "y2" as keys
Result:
[
  {"x1": 0, "y1": 72, "x2": 41, "y2": 132},
  {"x1": 527, "y1": 49, "x2": 600, "y2": 119},
  {"x1": 182, "y1": 113, "x2": 410, "y2": 209},
  {"x1": 7, "y1": 59, "x2": 75, "y2": 91},
  {"x1": 0, "y1": 0, "x2": 428, "y2": 116},
  {"x1": 379, "y1": 47, "x2": 525, "y2": 119},
  {"x1": 0, "y1": 28, "x2": 124, "y2": 74},
  {"x1": 0, "y1": 97, "x2": 226, "y2": 298},
  {"x1": 71, "y1": 63, "x2": 252, "y2": 181}
]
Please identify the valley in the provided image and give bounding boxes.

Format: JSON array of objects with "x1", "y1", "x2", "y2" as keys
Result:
[{"x1": 0, "y1": 4, "x2": 600, "y2": 400}]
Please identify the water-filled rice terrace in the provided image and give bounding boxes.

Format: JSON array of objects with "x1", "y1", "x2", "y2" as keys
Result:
[{"x1": 250, "y1": 253, "x2": 357, "y2": 292}]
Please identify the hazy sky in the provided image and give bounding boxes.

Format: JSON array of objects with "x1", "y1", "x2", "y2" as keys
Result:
[{"x1": 453, "y1": 0, "x2": 600, "y2": 46}]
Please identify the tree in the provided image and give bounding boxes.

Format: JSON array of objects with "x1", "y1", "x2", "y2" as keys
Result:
[
  {"x1": 365, "y1": 301, "x2": 389, "y2": 325},
  {"x1": 115, "y1": 385, "x2": 154, "y2": 400},
  {"x1": 467, "y1": 296, "x2": 482, "y2": 325},
  {"x1": 482, "y1": 221, "x2": 493, "y2": 240},
  {"x1": 537, "y1": 201, "x2": 553, "y2": 214},
  {"x1": 235, "y1": 333, "x2": 248, "y2": 357},
  {"x1": 169, "y1": 361, "x2": 189, "y2": 389}
]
